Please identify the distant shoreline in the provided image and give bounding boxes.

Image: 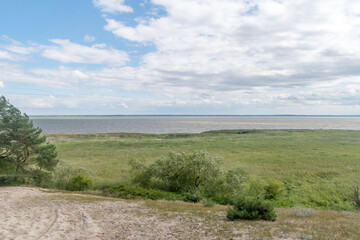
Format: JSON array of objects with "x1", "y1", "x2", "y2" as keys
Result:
[
  {"x1": 29, "y1": 115, "x2": 360, "y2": 118},
  {"x1": 30, "y1": 116, "x2": 360, "y2": 134}
]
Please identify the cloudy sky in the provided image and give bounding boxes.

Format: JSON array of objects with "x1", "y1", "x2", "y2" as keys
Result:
[{"x1": 1, "y1": 0, "x2": 360, "y2": 115}]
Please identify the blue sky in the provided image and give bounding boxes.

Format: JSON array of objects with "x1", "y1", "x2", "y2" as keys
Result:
[{"x1": 1, "y1": 0, "x2": 360, "y2": 115}]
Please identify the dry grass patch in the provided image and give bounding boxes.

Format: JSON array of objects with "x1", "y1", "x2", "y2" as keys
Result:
[{"x1": 144, "y1": 201, "x2": 360, "y2": 240}]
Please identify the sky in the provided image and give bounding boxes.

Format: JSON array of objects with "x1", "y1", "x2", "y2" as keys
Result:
[{"x1": 1, "y1": 0, "x2": 360, "y2": 115}]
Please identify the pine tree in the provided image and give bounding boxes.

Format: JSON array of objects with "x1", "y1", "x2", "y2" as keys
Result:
[{"x1": 0, "y1": 96, "x2": 58, "y2": 179}]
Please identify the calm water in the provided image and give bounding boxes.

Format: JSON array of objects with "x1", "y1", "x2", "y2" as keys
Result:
[{"x1": 30, "y1": 116, "x2": 360, "y2": 134}]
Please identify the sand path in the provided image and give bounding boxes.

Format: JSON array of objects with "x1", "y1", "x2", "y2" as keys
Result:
[
  {"x1": 0, "y1": 187, "x2": 238, "y2": 240},
  {"x1": 0, "y1": 187, "x2": 101, "y2": 240}
]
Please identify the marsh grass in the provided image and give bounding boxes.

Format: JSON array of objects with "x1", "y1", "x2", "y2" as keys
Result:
[{"x1": 50, "y1": 130, "x2": 360, "y2": 210}]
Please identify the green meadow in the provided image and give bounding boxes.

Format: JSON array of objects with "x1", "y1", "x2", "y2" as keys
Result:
[{"x1": 49, "y1": 130, "x2": 360, "y2": 210}]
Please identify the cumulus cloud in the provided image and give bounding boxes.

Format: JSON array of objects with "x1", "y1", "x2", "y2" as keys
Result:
[
  {"x1": 3, "y1": 0, "x2": 360, "y2": 114},
  {"x1": 104, "y1": 0, "x2": 360, "y2": 91},
  {"x1": 41, "y1": 39, "x2": 129, "y2": 66},
  {"x1": 0, "y1": 81, "x2": 4, "y2": 88},
  {"x1": 93, "y1": 0, "x2": 133, "y2": 13}
]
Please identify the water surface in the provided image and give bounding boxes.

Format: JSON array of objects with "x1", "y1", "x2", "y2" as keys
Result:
[{"x1": 30, "y1": 116, "x2": 360, "y2": 134}]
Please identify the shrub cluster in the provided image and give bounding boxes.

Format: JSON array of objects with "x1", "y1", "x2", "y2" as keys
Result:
[
  {"x1": 130, "y1": 151, "x2": 223, "y2": 192},
  {"x1": 128, "y1": 150, "x2": 278, "y2": 221},
  {"x1": 52, "y1": 160, "x2": 93, "y2": 190},
  {"x1": 103, "y1": 184, "x2": 184, "y2": 201},
  {"x1": 130, "y1": 151, "x2": 253, "y2": 205},
  {"x1": 65, "y1": 174, "x2": 93, "y2": 191},
  {"x1": 0, "y1": 174, "x2": 19, "y2": 186},
  {"x1": 227, "y1": 195, "x2": 276, "y2": 221}
]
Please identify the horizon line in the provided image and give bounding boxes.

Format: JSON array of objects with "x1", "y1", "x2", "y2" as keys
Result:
[{"x1": 29, "y1": 114, "x2": 360, "y2": 117}]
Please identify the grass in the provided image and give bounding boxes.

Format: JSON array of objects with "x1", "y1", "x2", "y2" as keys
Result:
[
  {"x1": 49, "y1": 130, "x2": 360, "y2": 210},
  {"x1": 291, "y1": 206, "x2": 316, "y2": 218}
]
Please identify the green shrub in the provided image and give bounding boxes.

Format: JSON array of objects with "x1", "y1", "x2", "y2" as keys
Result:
[
  {"x1": 130, "y1": 151, "x2": 223, "y2": 192},
  {"x1": 243, "y1": 177, "x2": 266, "y2": 197},
  {"x1": 0, "y1": 174, "x2": 20, "y2": 186},
  {"x1": 200, "y1": 198, "x2": 216, "y2": 207},
  {"x1": 183, "y1": 189, "x2": 202, "y2": 203},
  {"x1": 200, "y1": 167, "x2": 248, "y2": 205},
  {"x1": 291, "y1": 206, "x2": 315, "y2": 218},
  {"x1": 66, "y1": 174, "x2": 93, "y2": 191},
  {"x1": 210, "y1": 195, "x2": 234, "y2": 205},
  {"x1": 52, "y1": 160, "x2": 93, "y2": 190},
  {"x1": 30, "y1": 169, "x2": 52, "y2": 188},
  {"x1": 264, "y1": 180, "x2": 285, "y2": 200},
  {"x1": 103, "y1": 184, "x2": 183, "y2": 201},
  {"x1": 227, "y1": 195, "x2": 276, "y2": 221}
]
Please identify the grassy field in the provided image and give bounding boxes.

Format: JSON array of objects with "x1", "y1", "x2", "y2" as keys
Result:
[{"x1": 49, "y1": 130, "x2": 360, "y2": 210}]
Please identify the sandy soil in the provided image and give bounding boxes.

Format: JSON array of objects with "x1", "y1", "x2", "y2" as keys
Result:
[
  {"x1": 0, "y1": 187, "x2": 242, "y2": 240},
  {"x1": 2, "y1": 187, "x2": 359, "y2": 239}
]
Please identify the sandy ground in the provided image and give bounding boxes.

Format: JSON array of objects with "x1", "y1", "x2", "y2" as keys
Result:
[
  {"x1": 0, "y1": 187, "x2": 244, "y2": 240},
  {"x1": 2, "y1": 187, "x2": 359, "y2": 240}
]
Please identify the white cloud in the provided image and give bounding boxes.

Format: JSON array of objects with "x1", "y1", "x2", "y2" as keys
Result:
[
  {"x1": 103, "y1": 0, "x2": 360, "y2": 91},
  {"x1": 0, "y1": 36, "x2": 38, "y2": 61},
  {"x1": 93, "y1": 0, "x2": 133, "y2": 13},
  {"x1": 41, "y1": 39, "x2": 129, "y2": 66},
  {"x1": 3, "y1": 1, "x2": 360, "y2": 114},
  {"x1": 0, "y1": 50, "x2": 16, "y2": 61},
  {"x1": 84, "y1": 34, "x2": 96, "y2": 43},
  {"x1": 0, "y1": 81, "x2": 4, "y2": 88}
]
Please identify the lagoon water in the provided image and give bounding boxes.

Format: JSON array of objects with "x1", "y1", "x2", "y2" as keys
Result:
[{"x1": 30, "y1": 116, "x2": 360, "y2": 134}]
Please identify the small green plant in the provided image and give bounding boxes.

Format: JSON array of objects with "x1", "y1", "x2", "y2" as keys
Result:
[
  {"x1": 264, "y1": 180, "x2": 285, "y2": 200},
  {"x1": 200, "y1": 198, "x2": 216, "y2": 207},
  {"x1": 353, "y1": 184, "x2": 360, "y2": 210},
  {"x1": 0, "y1": 174, "x2": 20, "y2": 186},
  {"x1": 183, "y1": 189, "x2": 202, "y2": 203},
  {"x1": 291, "y1": 206, "x2": 315, "y2": 218},
  {"x1": 227, "y1": 195, "x2": 276, "y2": 221},
  {"x1": 243, "y1": 177, "x2": 265, "y2": 197},
  {"x1": 52, "y1": 160, "x2": 92, "y2": 190},
  {"x1": 199, "y1": 167, "x2": 248, "y2": 205},
  {"x1": 66, "y1": 174, "x2": 93, "y2": 191}
]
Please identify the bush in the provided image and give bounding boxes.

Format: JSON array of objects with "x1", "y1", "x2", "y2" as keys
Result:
[
  {"x1": 0, "y1": 174, "x2": 20, "y2": 186},
  {"x1": 291, "y1": 206, "x2": 315, "y2": 218},
  {"x1": 200, "y1": 167, "x2": 248, "y2": 205},
  {"x1": 52, "y1": 160, "x2": 93, "y2": 190},
  {"x1": 243, "y1": 177, "x2": 266, "y2": 197},
  {"x1": 66, "y1": 174, "x2": 93, "y2": 191},
  {"x1": 227, "y1": 195, "x2": 276, "y2": 221},
  {"x1": 183, "y1": 189, "x2": 202, "y2": 203},
  {"x1": 130, "y1": 151, "x2": 223, "y2": 192},
  {"x1": 130, "y1": 152, "x2": 252, "y2": 205},
  {"x1": 30, "y1": 169, "x2": 52, "y2": 188},
  {"x1": 264, "y1": 180, "x2": 285, "y2": 200},
  {"x1": 201, "y1": 198, "x2": 216, "y2": 207},
  {"x1": 103, "y1": 184, "x2": 184, "y2": 201},
  {"x1": 210, "y1": 195, "x2": 234, "y2": 205}
]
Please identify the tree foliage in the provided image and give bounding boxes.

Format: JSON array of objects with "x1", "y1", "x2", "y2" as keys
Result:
[{"x1": 0, "y1": 96, "x2": 58, "y2": 180}]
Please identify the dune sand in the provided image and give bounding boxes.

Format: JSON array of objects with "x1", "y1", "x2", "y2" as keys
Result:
[{"x1": 0, "y1": 187, "x2": 236, "y2": 240}]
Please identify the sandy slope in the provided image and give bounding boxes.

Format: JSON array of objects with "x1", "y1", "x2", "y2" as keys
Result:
[{"x1": 0, "y1": 187, "x2": 240, "y2": 240}]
